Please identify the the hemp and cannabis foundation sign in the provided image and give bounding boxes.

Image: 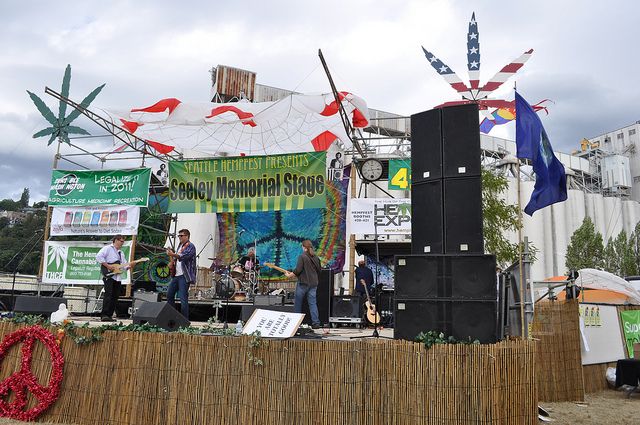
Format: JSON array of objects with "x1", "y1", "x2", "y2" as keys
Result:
[
  {"x1": 43, "y1": 241, "x2": 133, "y2": 285},
  {"x1": 168, "y1": 152, "x2": 327, "y2": 213},
  {"x1": 48, "y1": 169, "x2": 151, "y2": 207}
]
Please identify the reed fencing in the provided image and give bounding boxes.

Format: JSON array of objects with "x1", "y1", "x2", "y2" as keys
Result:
[
  {"x1": 0, "y1": 322, "x2": 537, "y2": 425},
  {"x1": 531, "y1": 299, "x2": 585, "y2": 402}
]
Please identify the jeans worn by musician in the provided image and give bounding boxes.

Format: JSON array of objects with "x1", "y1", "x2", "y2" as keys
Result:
[
  {"x1": 167, "y1": 239, "x2": 196, "y2": 320},
  {"x1": 96, "y1": 240, "x2": 127, "y2": 321}
]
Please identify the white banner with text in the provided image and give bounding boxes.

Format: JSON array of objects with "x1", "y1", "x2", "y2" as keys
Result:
[
  {"x1": 51, "y1": 206, "x2": 140, "y2": 236},
  {"x1": 349, "y1": 198, "x2": 411, "y2": 235}
]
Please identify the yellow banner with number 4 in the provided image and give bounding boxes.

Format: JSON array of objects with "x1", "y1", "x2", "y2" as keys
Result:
[{"x1": 388, "y1": 159, "x2": 411, "y2": 190}]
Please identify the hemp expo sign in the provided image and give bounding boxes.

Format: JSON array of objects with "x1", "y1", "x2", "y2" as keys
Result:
[
  {"x1": 48, "y1": 169, "x2": 151, "y2": 207},
  {"x1": 168, "y1": 152, "x2": 327, "y2": 213},
  {"x1": 43, "y1": 240, "x2": 133, "y2": 285}
]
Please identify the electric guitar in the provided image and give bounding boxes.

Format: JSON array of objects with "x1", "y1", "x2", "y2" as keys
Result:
[
  {"x1": 101, "y1": 257, "x2": 149, "y2": 277},
  {"x1": 263, "y1": 262, "x2": 290, "y2": 275},
  {"x1": 361, "y1": 279, "x2": 380, "y2": 324}
]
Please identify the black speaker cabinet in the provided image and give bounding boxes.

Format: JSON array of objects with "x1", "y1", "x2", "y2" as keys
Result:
[
  {"x1": 300, "y1": 269, "x2": 333, "y2": 325},
  {"x1": 331, "y1": 295, "x2": 361, "y2": 318},
  {"x1": 132, "y1": 301, "x2": 190, "y2": 331},
  {"x1": 394, "y1": 299, "x2": 498, "y2": 343},
  {"x1": 394, "y1": 254, "x2": 496, "y2": 300},
  {"x1": 14, "y1": 296, "x2": 68, "y2": 316},
  {"x1": 411, "y1": 108, "x2": 443, "y2": 183},
  {"x1": 441, "y1": 104, "x2": 481, "y2": 178},
  {"x1": 410, "y1": 104, "x2": 481, "y2": 185},
  {"x1": 411, "y1": 176, "x2": 483, "y2": 255}
]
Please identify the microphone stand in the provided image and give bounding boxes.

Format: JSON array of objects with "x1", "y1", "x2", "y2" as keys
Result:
[
  {"x1": 6, "y1": 230, "x2": 44, "y2": 310},
  {"x1": 196, "y1": 235, "x2": 214, "y2": 261}
]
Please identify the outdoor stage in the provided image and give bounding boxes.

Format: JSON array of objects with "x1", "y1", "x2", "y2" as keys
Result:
[{"x1": 0, "y1": 320, "x2": 537, "y2": 425}]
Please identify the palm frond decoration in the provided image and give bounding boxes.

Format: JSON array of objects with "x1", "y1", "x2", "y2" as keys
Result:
[{"x1": 27, "y1": 64, "x2": 105, "y2": 145}]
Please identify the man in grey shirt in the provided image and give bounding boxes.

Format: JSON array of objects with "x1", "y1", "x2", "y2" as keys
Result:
[{"x1": 285, "y1": 239, "x2": 322, "y2": 329}]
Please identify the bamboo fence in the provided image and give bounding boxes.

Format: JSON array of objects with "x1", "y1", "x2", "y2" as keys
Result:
[
  {"x1": 531, "y1": 300, "x2": 585, "y2": 402},
  {"x1": 0, "y1": 322, "x2": 537, "y2": 425}
]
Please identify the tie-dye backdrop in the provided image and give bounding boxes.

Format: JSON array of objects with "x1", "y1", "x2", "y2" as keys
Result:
[{"x1": 217, "y1": 165, "x2": 350, "y2": 281}]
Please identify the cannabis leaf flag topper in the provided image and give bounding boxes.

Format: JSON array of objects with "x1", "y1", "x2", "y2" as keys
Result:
[{"x1": 27, "y1": 64, "x2": 105, "y2": 145}]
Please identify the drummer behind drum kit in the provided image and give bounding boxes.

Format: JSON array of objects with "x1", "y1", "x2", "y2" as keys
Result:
[{"x1": 199, "y1": 257, "x2": 261, "y2": 301}]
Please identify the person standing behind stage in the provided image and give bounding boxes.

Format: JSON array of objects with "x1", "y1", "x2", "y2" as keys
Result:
[
  {"x1": 354, "y1": 260, "x2": 374, "y2": 298},
  {"x1": 285, "y1": 240, "x2": 322, "y2": 329},
  {"x1": 166, "y1": 229, "x2": 196, "y2": 320},
  {"x1": 96, "y1": 235, "x2": 129, "y2": 322}
]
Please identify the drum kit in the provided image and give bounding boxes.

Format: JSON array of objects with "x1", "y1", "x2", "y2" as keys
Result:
[{"x1": 202, "y1": 257, "x2": 261, "y2": 301}]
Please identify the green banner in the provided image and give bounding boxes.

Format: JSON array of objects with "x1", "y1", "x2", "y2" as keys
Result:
[
  {"x1": 388, "y1": 159, "x2": 411, "y2": 190},
  {"x1": 42, "y1": 241, "x2": 133, "y2": 285},
  {"x1": 168, "y1": 152, "x2": 327, "y2": 213},
  {"x1": 48, "y1": 168, "x2": 151, "y2": 207},
  {"x1": 620, "y1": 310, "x2": 640, "y2": 357}
]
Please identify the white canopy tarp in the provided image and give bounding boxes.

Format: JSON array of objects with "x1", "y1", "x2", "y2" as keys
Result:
[
  {"x1": 103, "y1": 91, "x2": 369, "y2": 158},
  {"x1": 575, "y1": 268, "x2": 640, "y2": 304}
]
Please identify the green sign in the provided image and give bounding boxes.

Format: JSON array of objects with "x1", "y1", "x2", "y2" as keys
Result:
[
  {"x1": 43, "y1": 241, "x2": 133, "y2": 285},
  {"x1": 168, "y1": 152, "x2": 327, "y2": 213},
  {"x1": 620, "y1": 310, "x2": 640, "y2": 357},
  {"x1": 48, "y1": 168, "x2": 151, "y2": 207},
  {"x1": 388, "y1": 159, "x2": 411, "y2": 190}
]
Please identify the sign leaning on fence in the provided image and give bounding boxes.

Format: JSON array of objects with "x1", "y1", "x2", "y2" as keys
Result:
[
  {"x1": 620, "y1": 310, "x2": 640, "y2": 357},
  {"x1": 349, "y1": 198, "x2": 412, "y2": 235},
  {"x1": 48, "y1": 168, "x2": 151, "y2": 207},
  {"x1": 50, "y1": 206, "x2": 140, "y2": 236},
  {"x1": 43, "y1": 240, "x2": 133, "y2": 285},
  {"x1": 168, "y1": 152, "x2": 327, "y2": 213}
]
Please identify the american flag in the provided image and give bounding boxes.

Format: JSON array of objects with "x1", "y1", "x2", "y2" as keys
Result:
[{"x1": 421, "y1": 47, "x2": 472, "y2": 99}]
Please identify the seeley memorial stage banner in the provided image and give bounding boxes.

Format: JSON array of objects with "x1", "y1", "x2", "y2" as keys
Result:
[{"x1": 168, "y1": 152, "x2": 327, "y2": 213}]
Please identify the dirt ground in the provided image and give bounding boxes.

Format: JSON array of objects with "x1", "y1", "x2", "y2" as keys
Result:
[
  {"x1": 541, "y1": 389, "x2": 639, "y2": 424},
  {"x1": 0, "y1": 389, "x2": 636, "y2": 424}
]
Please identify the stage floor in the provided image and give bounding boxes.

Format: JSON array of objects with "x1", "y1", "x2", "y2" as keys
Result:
[{"x1": 67, "y1": 315, "x2": 395, "y2": 340}]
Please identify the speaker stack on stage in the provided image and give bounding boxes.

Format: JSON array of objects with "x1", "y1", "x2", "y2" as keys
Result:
[{"x1": 394, "y1": 103, "x2": 498, "y2": 343}]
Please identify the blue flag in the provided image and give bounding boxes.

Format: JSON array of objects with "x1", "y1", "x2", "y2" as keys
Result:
[{"x1": 515, "y1": 92, "x2": 567, "y2": 216}]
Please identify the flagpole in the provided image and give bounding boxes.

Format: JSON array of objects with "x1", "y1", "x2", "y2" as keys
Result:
[{"x1": 515, "y1": 84, "x2": 526, "y2": 338}]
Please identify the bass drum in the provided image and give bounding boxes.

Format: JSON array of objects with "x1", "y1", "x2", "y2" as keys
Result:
[{"x1": 215, "y1": 275, "x2": 237, "y2": 299}]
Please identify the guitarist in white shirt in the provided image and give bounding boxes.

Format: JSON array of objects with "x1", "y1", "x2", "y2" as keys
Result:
[{"x1": 96, "y1": 235, "x2": 129, "y2": 322}]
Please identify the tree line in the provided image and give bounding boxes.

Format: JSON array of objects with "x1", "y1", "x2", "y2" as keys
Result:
[
  {"x1": 0, "y1": 189, "x2": 47, "y2": 275},
  {"x1": 565, "y1": 217, "x2": 640, "y2": 278}
]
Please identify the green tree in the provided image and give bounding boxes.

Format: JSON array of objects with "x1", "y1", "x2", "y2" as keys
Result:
[
  {"x1": 19, "y1": 188, "x2": 29, "y2": 208},
  {"x1": 603, "y1": 231, "x2": 638, "y2": 277},
  {"x1": 481, "y1": 168, "x2": 522, "y2": 267},
  {"x1": 565, "y1": 217, "x2": 604, "y2": 272}
]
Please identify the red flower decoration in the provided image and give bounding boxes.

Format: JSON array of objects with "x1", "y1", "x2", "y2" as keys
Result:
[{"x1": 0, "y1": 325, "x2": 64, "y2": 421}]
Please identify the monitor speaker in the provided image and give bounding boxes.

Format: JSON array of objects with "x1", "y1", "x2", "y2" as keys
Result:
[
  {"x1": 331, "y1": 295, "x2": 361, "y2": 318},
  {"x1": 132, "y1": 301, "x2": 190, "y2": 331},
  {"x1": 394, "y1": 254, "x2": 496, "y2": 300},
  {"x1": 14, "y1": 296, "x2": 68, "y2": 317},
  {"x1": 394, "y1": 299, "x2": 497, "y2": 343}
]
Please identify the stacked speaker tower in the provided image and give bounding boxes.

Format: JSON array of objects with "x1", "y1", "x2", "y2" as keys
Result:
[{"x1": 394, "y1": 103, "x2": 498, "y2": 343}]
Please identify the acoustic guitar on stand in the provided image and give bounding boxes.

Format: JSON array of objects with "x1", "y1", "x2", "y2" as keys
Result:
[
  {"x1": 361, "y1": 279, "x2": 380, "y2": 325},
  {"x1": 101, "y1": 258, "x2": 149, "y2": 277}
]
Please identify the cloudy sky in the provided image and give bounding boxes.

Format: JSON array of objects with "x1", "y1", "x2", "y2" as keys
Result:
[{"x1": 1, "y1": 0, "x2": 638, "y2": 202}]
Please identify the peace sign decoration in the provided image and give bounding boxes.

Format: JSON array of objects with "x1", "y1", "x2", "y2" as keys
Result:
[{"x1": 0, "y1": 325, "x2": 64, "y2": 421}]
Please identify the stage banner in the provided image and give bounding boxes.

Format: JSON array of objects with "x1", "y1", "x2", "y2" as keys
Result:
[
  {"x1": 48, "y1": 168, "x2": 151, "y2": 207},
  {"x1": 168, "y1": 152, "x2": 327, "y2": 213},
  {"x1": 50, "y1": 206, "x2": 140, "y2": 236},
  {"x1": 350, "y1": 198, "x2": 411, "y2": 235},
  {"x1": 620, "y1": 310, "x2": 640, "y2": 357},
  {"x1": 388, "y1": 159, "x2": 412, "y2": 190},
  {"x1": 43, "y1": 240, "x2": 133, "y2": 285}
]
